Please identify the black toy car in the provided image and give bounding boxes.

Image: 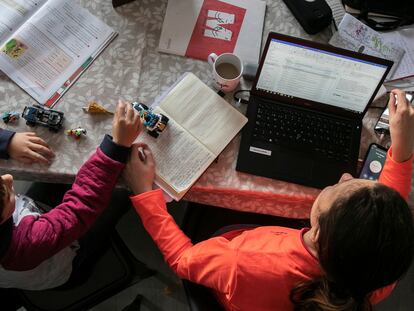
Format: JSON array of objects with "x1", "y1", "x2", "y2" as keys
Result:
[{"x1": 22, "y1": 105, "x2": 64, "y2": 132}]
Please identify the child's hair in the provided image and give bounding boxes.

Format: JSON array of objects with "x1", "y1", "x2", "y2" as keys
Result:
[
  {"x1": 0, "y1": 178, "x2": 5, "y2": 222},
  {"x1": 290, "y1": 183, "x2": 414, "y2": 311}
]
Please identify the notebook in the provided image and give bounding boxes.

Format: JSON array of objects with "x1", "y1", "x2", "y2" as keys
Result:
[
  {"x1": 136, "y1": 73, "x2": 247, "y2": 200},
  {"x1": 236, "y1": 32, "x2": 392, "y2": 188}
]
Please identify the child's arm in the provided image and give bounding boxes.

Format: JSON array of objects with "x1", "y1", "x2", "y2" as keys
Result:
[
  {"x1": 0, "y1": 129, "x2": 15, "y2": 159},
  {"x1": 125, "y1": 145, "x2": 237, "y2": 293},
  {"x1": 379, "y1": 90, "x2": 414, "y2": 201},
  {"x1": 132, "y1": 189, "x2": 237, "y2": 293},
  {"x1": 0, "y1": 129, "x2": 55, "y2": 164},
  {"x1": 378, "y1": 148, "x2": 412, "y2": 200},
  {"x1": 1, "y1": 101, "x2": 142, "y2": 270}
]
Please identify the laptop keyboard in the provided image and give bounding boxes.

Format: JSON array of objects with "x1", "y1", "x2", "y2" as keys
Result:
[{"x1": 252, "y1": 101, "x2": 354, "y2": 162}]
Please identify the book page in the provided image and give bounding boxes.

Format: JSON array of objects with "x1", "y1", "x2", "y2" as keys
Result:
[
  {"x1": 0, "y1": 0, "x2": 47, "y2": 44},
  {"x1": 137, "y1": 109, "x2": 216, "y2": 195},
  {"x1": 0, "y1": 0, "x2": 115, "y2": 104},
  {"x1": 159, "y1": 73, "x2": 247, "y2": 156}
]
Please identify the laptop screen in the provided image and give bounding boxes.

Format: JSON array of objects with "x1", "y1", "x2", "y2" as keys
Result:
[{"x1": 256, "y1": 38, "x2": 389, "y2": 114}]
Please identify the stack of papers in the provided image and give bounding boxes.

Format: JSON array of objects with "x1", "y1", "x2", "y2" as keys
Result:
[{"x1": 329, "y1": 14, "x2": 406, "y2": 80}]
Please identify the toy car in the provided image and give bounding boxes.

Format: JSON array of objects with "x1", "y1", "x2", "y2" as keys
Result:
[
  {"x1": 132, "y1": 102, "x2": 169, "y2": 138},
  {"x1": 22, "y1": 105, "x2": 64, "y2": 132}
]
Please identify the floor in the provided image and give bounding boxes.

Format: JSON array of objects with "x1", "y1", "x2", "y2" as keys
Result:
[{"x1": 13, "y1": 181, "x2": 414, "y2": 311}]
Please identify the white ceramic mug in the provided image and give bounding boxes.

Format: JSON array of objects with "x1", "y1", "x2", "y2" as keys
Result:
[{"x1": 208, "y1": 53, "x2": 243, "y2": 92}]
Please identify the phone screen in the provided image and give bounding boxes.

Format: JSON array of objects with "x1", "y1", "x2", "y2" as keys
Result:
[{"x1": 359, "y1": 144, "x2": 387, "y2": 180}]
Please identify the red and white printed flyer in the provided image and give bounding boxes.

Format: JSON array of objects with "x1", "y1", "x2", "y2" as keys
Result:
[{"x1": 158, "y1": 0, "x2": 266, "y2": 65}]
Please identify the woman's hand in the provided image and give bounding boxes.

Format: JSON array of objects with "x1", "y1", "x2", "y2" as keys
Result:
[
  {"x1": 388, "y1": 89, "x2": 414, "y2": 162},
  {"x1": 8, "y1": 132, "x2": 55, "y2": 164},
  {"x1": 112, "y1": 100, "x2": 142, "y2": 147},
  {"x1": 124, "y1": 143, "x2": 155, "y2": 195}
]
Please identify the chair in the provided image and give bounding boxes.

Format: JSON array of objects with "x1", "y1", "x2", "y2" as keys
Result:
[
  {"x1": 18, "y1": 231, "x2": 154, "y2": 311},
  {"x1": 182, "y1": 280, "x2": 225, "y2": 311}
]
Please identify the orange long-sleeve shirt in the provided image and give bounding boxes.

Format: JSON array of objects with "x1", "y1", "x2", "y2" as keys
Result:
[{"x1": 131, "y1": 148, "x2": 412, "y2": 311}]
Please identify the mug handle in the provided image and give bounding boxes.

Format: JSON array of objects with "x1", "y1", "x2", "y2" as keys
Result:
[{"x1": 207, "y1": 53, "x2": 218, "y2": 66}]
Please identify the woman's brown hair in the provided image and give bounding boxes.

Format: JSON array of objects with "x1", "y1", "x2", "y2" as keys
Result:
[{"x1": 290, "y1": 184, "x2": 414, "y2": 310}]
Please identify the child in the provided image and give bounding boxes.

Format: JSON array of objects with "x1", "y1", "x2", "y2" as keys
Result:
[
  {"x1": 124, "y1": 89, "x2": 414, "y2": 310},
  {"x1": 0, "y1": 130, "x2": 55, "y2": 164},
  {"x1": 0, "y1": 101, "x2": 142, "y2": 290}
]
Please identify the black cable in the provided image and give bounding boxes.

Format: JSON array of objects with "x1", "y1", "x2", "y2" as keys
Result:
[{"x1": 233, "y1": 90, "x2": 251, "y2": 105}]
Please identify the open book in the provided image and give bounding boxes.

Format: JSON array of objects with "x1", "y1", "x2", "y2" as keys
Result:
[
  {"x1": 137, "y1": 73, "x2": 248, "y2": 201},
  {"x1": 0, "y1": 0, "x2": 117, "y2": 107}
]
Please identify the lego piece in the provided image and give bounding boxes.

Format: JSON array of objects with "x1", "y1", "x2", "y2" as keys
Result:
[
  {"x1": 82, "y1": 101, "x2": 114, "y2": 114},
  {"x1": 132, "y1": 102, "x2": 169, "y2": 138},
  {"x1": 67, "y1": 127, "x2": 87, "y2": 139},
  {"x1": 2, "y1": 111, "x2": 20, "y2": 124},
  {"x1": 22, "y1": 105, "x2": 64, "y2": 132}
]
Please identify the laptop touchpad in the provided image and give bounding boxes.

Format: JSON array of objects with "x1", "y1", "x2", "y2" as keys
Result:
[{"x1": 273, "y1": 151, "x2": 314, "y2": 179}]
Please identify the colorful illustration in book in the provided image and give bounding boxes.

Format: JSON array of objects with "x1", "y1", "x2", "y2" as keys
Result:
[
  {"x1": 2, "y1": 111, "x2": 20, "y2": 124},
  {"x1": 132, "y1": 102, "x2": 169, "y2": 138},
  {"x1": 2, "y1": 38, "x2": 28, "y2": 59},
  {"x1": 186, "y1": 0, "x2": 246, "y2": 60},
  {"x1": 67, "y1": 127, "x2": 87, "y2": 139},
  {"x1": 22, "y1": 105, "x2": 64, "y2": 132}
]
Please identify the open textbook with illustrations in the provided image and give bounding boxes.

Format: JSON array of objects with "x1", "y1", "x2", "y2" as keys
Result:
[
  {"x1": 136, "y1": 73, "x2": 248, "y2": 201},
  {"x1": 0, "y1": 0, "x2": 117, "y2": 107}
]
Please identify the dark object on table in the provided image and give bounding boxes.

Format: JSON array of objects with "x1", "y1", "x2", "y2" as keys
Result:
[
  {"x1": 282, "y1": 0, "x2": 332, "y2": 34},
  {"x1": 18, "y1": 231, "x2": 153, "y2": 311},
  {"x1": 132, "y1": 102, "x2": 169, "y2": 138},
  {"x1": 243, "y1": 63, "x2": 259, "y2": 81},
  {"x1": 343, "y1": 0, "x2": 414, "y2": 31},
  {"x1": 22, "y1": 105, "x2": 64, "y2": 132},
  {"x1": 112, "y1": 0, "x2": 135, "y2": 7}
]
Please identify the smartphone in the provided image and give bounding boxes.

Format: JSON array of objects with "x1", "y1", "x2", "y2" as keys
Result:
[
  {"x1": 359, "y1": 143, "x2": 388, "y2": 180},
  {"x1": 375, "y1": 93, "x2": 413, "y2": 134}
]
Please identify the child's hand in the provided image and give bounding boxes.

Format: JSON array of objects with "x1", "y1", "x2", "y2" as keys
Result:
[
  {"x1": 124, "y1": 144, "x2": 155, "y2": 195},
  {"x1": 112, "y1": 100, "x2": 142, "y2": 147},
  {"x1": 388, "y1": 89, "x2": 414, "y2": 162},
  {"x1": 8, "y1": 132, "x2": 55, "y2": 164}
]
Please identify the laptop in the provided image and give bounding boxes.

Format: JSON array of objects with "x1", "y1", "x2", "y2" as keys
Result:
[{"x1": 236, "y1": 32, "x2": 393, "y2": 188}]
